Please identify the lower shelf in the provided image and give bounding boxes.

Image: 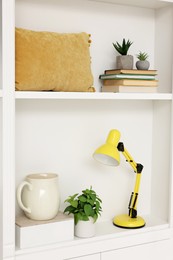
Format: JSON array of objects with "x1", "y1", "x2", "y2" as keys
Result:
[{"x1": 15, "y1": 215, "x2": 170, "y2": 258}]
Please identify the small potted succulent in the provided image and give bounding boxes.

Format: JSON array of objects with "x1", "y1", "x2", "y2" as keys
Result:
[
  {"x1": 136, "y1": 51, "x2": 150, "y2": 70},
  {"x1": 64, "y1": 186, "x2": 102, "y2": 238},
  {"x1": 113, "y1": 38, "x2": 133, "y2": 69}
]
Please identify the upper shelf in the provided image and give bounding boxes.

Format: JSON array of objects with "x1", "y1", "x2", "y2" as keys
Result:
[
  {"x1": 87, "y1": 0, "x2": 173, "y2": 8},
  {"x1": 15, "y1": 91, "x2": 172, "y2": 100}
]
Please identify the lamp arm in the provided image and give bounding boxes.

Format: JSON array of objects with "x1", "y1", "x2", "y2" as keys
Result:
[{"x1": 117, "y1": 142, "x2": 144, "y2": 218}]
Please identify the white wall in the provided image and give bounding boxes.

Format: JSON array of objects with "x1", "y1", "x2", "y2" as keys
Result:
[
  {"x1": 15, "y1": 0, "x2": 170, "y2": 223},
  {"x1": 15, "y1": 99, "x2": 153, "y2": 221},
  {"x1": 15, "y1": 0, "x2": 155, "y2": 91}
]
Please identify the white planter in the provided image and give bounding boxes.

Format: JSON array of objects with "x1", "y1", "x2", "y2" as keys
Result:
[{"x1": 74, "y1": 218, "x2": 96, "y2": 238}]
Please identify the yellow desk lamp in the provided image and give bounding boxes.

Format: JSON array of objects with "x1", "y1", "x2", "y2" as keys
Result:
[{"x1": 93, "y1": 129, "x2": 145, "y2": 229}]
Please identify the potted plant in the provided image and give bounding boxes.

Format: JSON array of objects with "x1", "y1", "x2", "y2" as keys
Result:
[
  {"x1": 113, "y1": 38, "x2": 133, "y2": 69},
  {"x1": 64, "y1": 186, "x2": 102, "y2": 238},
  {"x1": 136, "y1": 51, "x2": 150, "y2": 70}
]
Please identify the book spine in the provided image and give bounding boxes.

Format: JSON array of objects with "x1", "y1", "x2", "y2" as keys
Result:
[
  {"x1": 100, "y1": 74, "x2": 155, "y2": 80},
  {"x1": 105, "y1": 69, "x2": 157, "y2": 75},
  {"x1": 103, "y1": 79, "x2": 158, "y2": 87}
]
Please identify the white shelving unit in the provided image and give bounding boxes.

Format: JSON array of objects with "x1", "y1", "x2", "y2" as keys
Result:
[{"x1": 1, "y1": 0, "x2": 173, "y2": 259}]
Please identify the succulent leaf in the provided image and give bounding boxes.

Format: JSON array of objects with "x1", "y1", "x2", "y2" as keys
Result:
[
  {"x1": 136, "y1": 51, "x2": 149, "y2": 61},
  {"x1": 113, "y1": 38, "x2": 133, "y2": 55}
]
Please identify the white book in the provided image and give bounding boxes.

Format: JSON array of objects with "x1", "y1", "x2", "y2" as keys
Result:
[
  {"x1": 15, "y1": 212, "x2": 74, "y2": 249},
  {"x1": 101, "y1": 85, "x2": 158, "y2": 93}
]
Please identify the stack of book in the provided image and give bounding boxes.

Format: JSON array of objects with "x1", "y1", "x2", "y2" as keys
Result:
[{"x1": 99, "y1": 69, "x2": 158, "y2": 93}]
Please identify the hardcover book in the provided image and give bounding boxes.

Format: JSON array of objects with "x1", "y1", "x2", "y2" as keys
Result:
[
  {"x1": 104, "y1": 69, "x2": 157, "y2": 75},
  {"x1": 101, "y1": 85, "x2": 157, "y2": 93},
  {"x1": 103, "y1": 79, "x2": 158, "y2": 87},
  {"x1": 99, "y1": 74, "x2": 156, "y2": 80}
]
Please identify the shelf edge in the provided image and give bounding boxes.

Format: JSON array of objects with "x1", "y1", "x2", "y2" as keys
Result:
[{"x1": 15, "y1": 91, "x2": 172, "y2": 101}]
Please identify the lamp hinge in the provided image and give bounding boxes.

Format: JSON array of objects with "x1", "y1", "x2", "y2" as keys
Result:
[{"x1": 136, "y1": 163, "x2": 143, "y2": 173}]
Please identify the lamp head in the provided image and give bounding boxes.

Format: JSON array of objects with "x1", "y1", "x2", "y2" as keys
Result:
[{"x1": 93, "y1": 129, "x2": 121, "y2": 166}]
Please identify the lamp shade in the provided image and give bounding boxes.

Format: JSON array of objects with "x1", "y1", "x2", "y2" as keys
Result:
[{"x1": 93, "y1": 129, "x2": 121, "y2": 166}]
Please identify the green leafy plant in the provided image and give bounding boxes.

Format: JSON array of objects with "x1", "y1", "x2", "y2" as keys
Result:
[
  {"x1": 64, "y1": 187, "x2": 102, "y2": 225},
  {"x1": 113, "y1": 38, "x2": 133, "y2": 55},
  {"x1": 136, "y1": 51, "x2": 149, "y2": 61}
]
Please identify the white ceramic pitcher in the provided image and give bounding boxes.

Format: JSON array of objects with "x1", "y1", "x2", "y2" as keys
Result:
[{"x1": 17, "y1": 173, "x2": 60, "y2": 220}]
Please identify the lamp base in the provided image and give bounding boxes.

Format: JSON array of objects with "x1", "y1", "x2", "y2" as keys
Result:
[{"x1": 113, "y1": 214, "x2": 145, "y2": 229}]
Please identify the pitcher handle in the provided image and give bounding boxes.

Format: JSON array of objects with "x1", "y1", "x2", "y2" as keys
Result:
[{"x1": 17, "y1": 181, "x2": 32, "y2": 214}]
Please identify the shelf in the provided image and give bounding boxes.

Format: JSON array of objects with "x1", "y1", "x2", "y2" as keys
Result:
[
  {"x1": 9, "y1": 0, "x2": 173, "y2": 259},
  {"x1": 87, "y1": 0, "x2": 173, "y2": 9},
  {"x1": 96, "y1": 215, "x2": 169, "y2": 237},
  {"x1": 15, "y1": 215, "x2": 170, "y2": 256},
  {"x1": 0, "y1": 90, "x2": 3, "y2": 98},
  {"x1": 15, "y1": 91, "x2": 172, "y2": 101}
]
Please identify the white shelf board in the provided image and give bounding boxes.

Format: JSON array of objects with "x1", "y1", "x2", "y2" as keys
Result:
[
  {"x1": 0, "y1": 89, "x2": 3, "y2": 98},
  {"x1": 15, "y1": 215, "x2": 169, "y2": 256},
  {"x1": 15, "y1": 91, "x2": 172, "y2": 101},
  {"x1": 86, "y1": 0, "x2": 173, "y2": 8}
]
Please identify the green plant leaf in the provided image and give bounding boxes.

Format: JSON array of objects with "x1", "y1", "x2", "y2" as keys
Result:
[
  {"x1": 79, "y1": 201, "x2": 85, "y2": 209},
  {"x1": 64, "y1": 193, "x2": 78, "y2": 203},
  {"x1": 74, "y1": 212, "x2": 82, "y2": 225},
  {"x1": 82, "y1": 215, "x2": 89, "y2": 221},
  {"x1": 64, "y1": 205, "x2": 75, "y2": 214},
  {"x1": 96, "y1": 196, "x2": 102, "y2": 203},
  {"x1": 83, "y1": 188, "x2": 90, "y2": 194},
  {"x1": 71, "y1": 200, "x2": 78, "y2": 208},
  {"x1": 93, "y1": 214, "x2": 98, "y2": 223},
  {"x1": 84, "y1": 204, "x2": 94, "y2": 216},
  {"x1": 64, "y1": 187, "x2": 102, "y2": 223},
  {"x1": 78, "y1": 195, "x2": 87, "y2": 202},
  {"x1": 74, "y1": 214, "x2": 79, "y2": 225},
  {"x1": 95, "y1": 201, "x2": 100, "y2": 211},
  {"x1": 90, "y1": 194, "x2": 96, "y2": 201},
  {"x1": 87, "y1": 198, "x2": 94, "y2": 206}
]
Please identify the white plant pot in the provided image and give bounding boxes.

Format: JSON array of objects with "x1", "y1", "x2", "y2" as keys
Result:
[{"x1": 74, "y1": 218, "x2": 96, "y2": 238}]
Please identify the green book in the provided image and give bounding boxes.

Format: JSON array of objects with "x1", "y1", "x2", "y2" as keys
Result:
[{"x1": 99, "y1": 73, "x2": 156, "y2": 80}]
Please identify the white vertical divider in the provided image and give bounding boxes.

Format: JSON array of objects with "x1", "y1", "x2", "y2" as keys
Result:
[
  {"x1": 169, "y1": 103, "x2": 173, "y2": 227},
  {"x1": 0, "y1": 2, "x2": 2, "y2": 259},
  {"x1": 164, "y1": 8, "x2": 173, "y2": 229},
  {"x1": 169, "y1": 65, "x2": 173, "y2": 228},
  {"x1": 170, "y1": 10, "x2": 173, "y2": 230},
  {"x1": 2, "y1": 0, "x2": 15, "y2": 258},
  {"x1": 155, "y1": 6, "x2": 173, "y2": 228}
]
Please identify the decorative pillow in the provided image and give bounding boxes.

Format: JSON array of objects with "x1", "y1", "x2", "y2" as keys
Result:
[{"x1": 15, "y1": 28, "x2": 95, "y2": 92}]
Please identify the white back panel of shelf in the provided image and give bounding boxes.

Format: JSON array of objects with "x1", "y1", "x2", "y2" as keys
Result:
[{"x1": 15, "y1": 0, "x2": 155, "y2": 92}]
